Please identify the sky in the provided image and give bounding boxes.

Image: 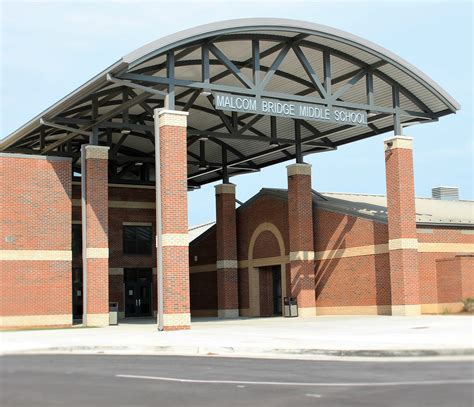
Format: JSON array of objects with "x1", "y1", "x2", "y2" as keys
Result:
[{"x1": 1, "y1": 0, "x2": 472, "y2": 226}]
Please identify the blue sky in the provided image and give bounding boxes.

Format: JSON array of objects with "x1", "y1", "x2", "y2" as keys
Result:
[{"x1": 1, "y1": 0, "x2": 472, "y2": 226}]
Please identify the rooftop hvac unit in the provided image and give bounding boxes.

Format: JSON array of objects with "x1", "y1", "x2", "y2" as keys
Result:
[{"x1": 432, "y1": 186, "x2": 459, "y2": 201}]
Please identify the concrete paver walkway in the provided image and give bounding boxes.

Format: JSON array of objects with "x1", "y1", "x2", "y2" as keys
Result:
[{"x1": 1, "y1": 315, "x2": 473, "y2": 359}]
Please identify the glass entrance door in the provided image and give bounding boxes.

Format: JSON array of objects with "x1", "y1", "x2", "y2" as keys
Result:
[{"x1": 124, "y1": 268, "x2": 152, "y2": 317}]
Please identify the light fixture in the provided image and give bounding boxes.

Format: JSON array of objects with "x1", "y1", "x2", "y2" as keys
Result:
[
  {"x1": 200, "y1": 90, "x2": 212, "y2": 97},
  {"x1": 198, "y1": 136, "x2": 209, "y2": 141},
  {"x1": 198, "y1": 162, "x2": 208, "y2": 170},
  {"x1": 121, "y1": 127, "x2": 131, "y2": 135},
  {"x1": 135, "y1": 162, "x2": 143, "y2": 167}
]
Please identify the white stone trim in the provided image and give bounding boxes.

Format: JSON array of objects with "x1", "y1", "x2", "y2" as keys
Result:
[
  {"x1": 162, "y1": 233, "x2": 189, "y2": 247},
  {"x1": 297, "y1": 307, "x2": 317, "y2": 317},
  {"x1": 84, "y1": 313, "x2": 109, "y2": 327},
  {"x1": 109, "y1": 268, "x2": 124, "y2": 276},
  {"x1": 384, "y1": 136, "x2": 413, "y2": 151},
  {"x1": 72, "y1": 199, "x2": 155, "y2": 209},
  {"x1": 190, "y1": 264, "x2": 217, "y2": 273},
  {"x1": 158, "y1": 110, "x2": 189, "y2": 127},
  {"x1": 217, "y1": 309, "x2": 239, "y2": 318},
  {"x1": 0, "y1": 152, "x2": 72, "y2": 162},
  {"x1": 162, "y1": 313, "x2": 191, "y2": 327},
  {"x1": 0, "y1": 314, "x2": 72, "y2": 327},
  {"x1": 391, "y1": 304, "x2": 421, "y2": 316},
  {"x1": 109, "y1": 201, "x2": 155, "y2": 209},
  {"x1": 418, "y1": 242, "x2": 474, "y2": 253},
  {"x1": 287, "y1": 163, "x2": 312, "y2": 176},
  {"x1": 85, "y1": 145, "x2": 109, "y2": 160},
  {"x1": 315, "y1": 244, "x2": 389, "y2": 260},
  {"x1": 317, "y1": 305, "x2": 392, "y2": 316},
  {"x1": 289, "y1": 251, "x2": 315, "y2": 261},
  {"x1": 388, "y1": 238, "x2": 418, "y2": 250},
  {"x1": 86, "y1": 248, "x2": 109, "y2": 259},
  {"x1": 0, "y1": 250, "x2": 72, "y2": 261},
  {"x1": 215, "y1": 183, "x2": 236, "y2": 195},
  {"x1": 216, "y1": 260, "x2": 238, "y2": 269}
]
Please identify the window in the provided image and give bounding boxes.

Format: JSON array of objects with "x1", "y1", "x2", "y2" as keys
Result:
[
  {"x1": 72, "y1": 224, "x2": 82, "y2": 256},
  {"x1": 123, "y1": 225, "x2": 152, "y2": 255}
]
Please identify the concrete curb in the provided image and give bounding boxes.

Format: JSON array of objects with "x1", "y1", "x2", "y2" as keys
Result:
[{"x1": 3, "y1": 345, "x2": 473, "y2": 359}]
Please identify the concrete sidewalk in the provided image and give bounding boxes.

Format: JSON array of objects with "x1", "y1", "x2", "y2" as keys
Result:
[{"x1": 1, "y1": 315, "x2": 473, "y2": 360}]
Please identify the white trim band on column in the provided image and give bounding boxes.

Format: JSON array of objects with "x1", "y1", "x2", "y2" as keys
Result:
[
  {"x1": 388, "y1": 238, "x2": 418, "y2": 250},
  {"x1": 217, "y1": 309, "x2": 239, "y2": 318},
  {"x1": 289, "y1": 251, "x2": 315, "y2": 261},
  {"x1": 158, "y1": 110, "x2": 189, "y2": 127},
  {"x1": 215, "y1": 183, "x2": 236, "y2": 194},
  {"x1": 384, "y1": 136, "x2": 413, "y2": 151},
  {"x1": 162, "y1": 234, "x2": 189, "y2": 247},
  {"x1": 162, "y1": 313, "x2": 191, "y2": 326},
  {"x1": 0, "y1": 250, "x2": 72, "y2": 261},
  {"x1": 391, "y1": 304, "x2": 421, "y2": 316},
  {"x1": 287, "y1": 163, "x2": 312, "y2": 176},
  {"x1": 0, "y1": 314, "x2": 72, "y2": 327},
  {"x1": 86, "y1": 248, "x2": 109, "y2": 259},
  {"x1": 216, "y1": 260, "x2": 239, "y2": 269},
  {"x1": 85, "y1": 145, "x2": 110, "y2": 160}
]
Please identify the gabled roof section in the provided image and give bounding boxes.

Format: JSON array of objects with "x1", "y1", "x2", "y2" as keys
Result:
[
  {"x1": 1, "y1": 19, "x2": 460, "y2": 188},
  {"x1": 239, "y1": 188, "x2": 474, "y2": 227}
]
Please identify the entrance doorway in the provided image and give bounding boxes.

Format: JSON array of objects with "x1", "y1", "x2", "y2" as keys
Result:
[
  {"x1": 124, "y1": 268, "x2": 152, "y2": 317},
  {"x1": 259, "y1": 265, "x2": 283, "y2": 316},
  {"x1": 272, "y1": 266, "x2": 282, "y2": 315},
  {"x1": 72, "y1": 267, "x2": 83, "y2": 320}
]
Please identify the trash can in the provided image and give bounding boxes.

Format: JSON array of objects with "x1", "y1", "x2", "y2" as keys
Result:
[
  {"x1": 283, "y1": 297, "x2": 298, "y2": 317},
  {"x1": 109, "y1": 302, "x2": 118, "y2": 325}
]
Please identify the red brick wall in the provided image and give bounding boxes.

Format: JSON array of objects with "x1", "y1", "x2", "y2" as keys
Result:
[
  {"x1": 159, "y1": 117, "x2": 190, "y2": 329},
  {"x1": 314, "y1": 208, "x2": 391, "y2": 308},
  {"x1": 385, "y1": 141, "x2": 420, "y2": 308},
  {"x1": 0, "y1": 154, "x2": 72, "y2": 326},
  {"x1": 436, "y1": 255, "x2": 474, "y2": 305},
  {"x1": 418, "y1": 227, "x2": 473, "y2": 305},
  {"x1": 84, "y1": 150, "x2": 109, "y2": 321}
]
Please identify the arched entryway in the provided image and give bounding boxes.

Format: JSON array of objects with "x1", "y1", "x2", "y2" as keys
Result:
[{"x1": 246, "y1": 222, "x2": 288, "y2": 317}]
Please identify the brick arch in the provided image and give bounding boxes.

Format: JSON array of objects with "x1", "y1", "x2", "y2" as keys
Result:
[
  {"x1": 247, "y1": 222, "x2": 286, "y2": 316},
  {"x1": 248, "y1": 222, "x2": 285, "y2": 261},
  {"x1": 252, "y1": 231, "x2": 282, "y2": 260}
]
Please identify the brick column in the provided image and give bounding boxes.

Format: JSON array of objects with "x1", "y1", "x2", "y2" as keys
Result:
[
  {"x1": 384, "y1": 136, "x2": 421, "y2": 316},
  {"x1": 157, "y1": 110, "x2": 191, "y2": 330},
  {"x1": 287, "y1": 163, "x2": 316, "y2": 316},
  {"x1": 215, "y1": 183, "x2": 239, "y2": 317},
  {"x1": 82, "y1": 145, "x2": 110, "y2": 327}
]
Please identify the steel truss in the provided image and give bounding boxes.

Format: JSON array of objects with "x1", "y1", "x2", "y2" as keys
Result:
[{"x1": 9, "y1": 32, "x2": 444, "y2": 187}]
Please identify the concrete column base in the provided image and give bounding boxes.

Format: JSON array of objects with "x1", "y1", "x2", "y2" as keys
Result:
[
  {"x1": 162, "y1": 313, "x2": 191, "y2": 330},
  {"x1": 85, "y1": 313, "x2": 109, "y2": 327},
  {"x1": 217, "y1": 309, "x2": 239, "y2": 318},
  {"x1": 297, "y1": 307, "x2": 317, "y2": 317},
  {"x1": 391, "y1": 304, "x2": 421, "y2": 316}
]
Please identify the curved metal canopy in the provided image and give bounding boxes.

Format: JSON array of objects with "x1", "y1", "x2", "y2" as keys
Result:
[{"x1": 0, "y1": 18, "x2": 460, "y2": 187}]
